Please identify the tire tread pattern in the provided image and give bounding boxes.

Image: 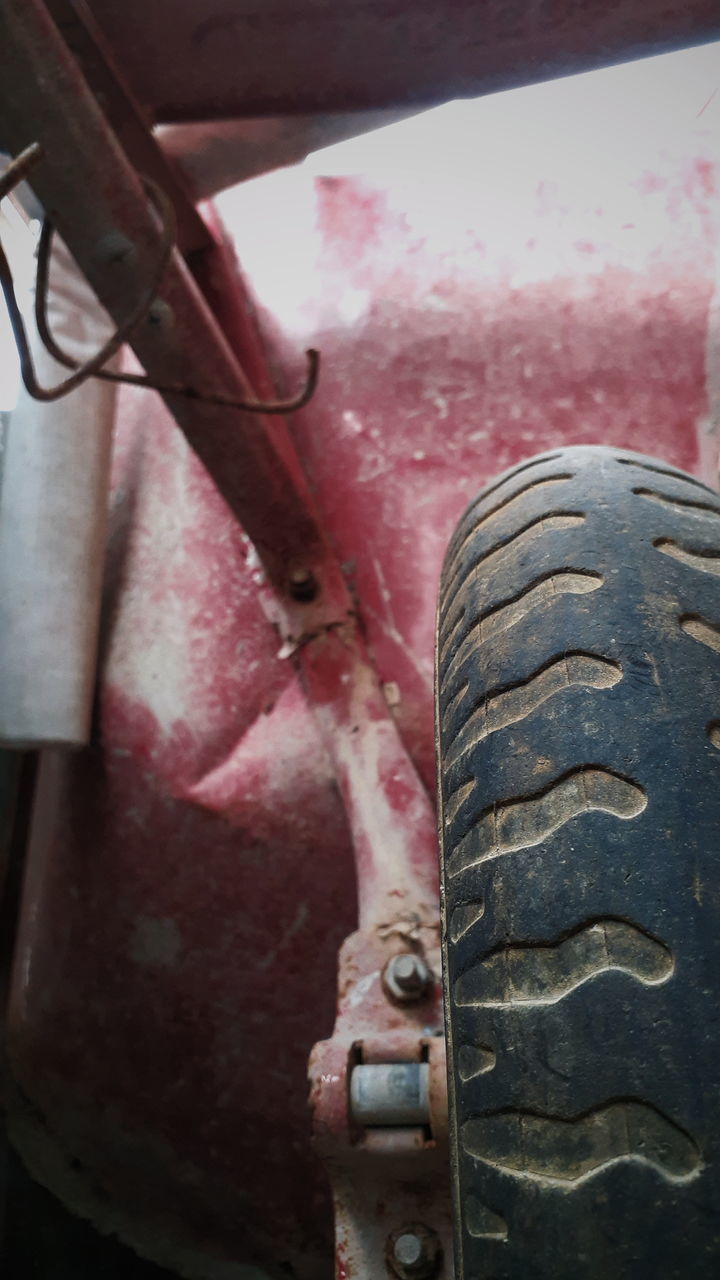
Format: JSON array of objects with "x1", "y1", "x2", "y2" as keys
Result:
[{"x1": 437, "y1": 446, "x2": 720, "y2": 1279}]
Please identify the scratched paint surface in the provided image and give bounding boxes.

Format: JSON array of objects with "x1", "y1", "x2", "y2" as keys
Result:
[{"x1": 8, "y1": 47, "x2": 720, "y2": 1279}]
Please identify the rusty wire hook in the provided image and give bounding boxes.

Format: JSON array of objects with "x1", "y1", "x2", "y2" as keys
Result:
[
  {"x1": 34, "y1": 220, "x2": 319, "y2": 413},
  {"x1": 0, "y1": 144, "x2": 176, "y2": 402},
  {"x1": 0, "y1": 144, "x2": 319, "y2": 414}
]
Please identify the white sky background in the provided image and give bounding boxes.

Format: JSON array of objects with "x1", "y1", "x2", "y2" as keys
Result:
[
  {"x1": 303, "y1": 41, "x2": 720, "y2": 180},
  {"x1": 1, "y1": 40, "x2": 719, "y2": 411}
]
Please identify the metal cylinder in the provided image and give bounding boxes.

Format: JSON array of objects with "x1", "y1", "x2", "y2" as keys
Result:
[{"x1": 349, "y1": 1063, "x2": 430, "y2": 1128}]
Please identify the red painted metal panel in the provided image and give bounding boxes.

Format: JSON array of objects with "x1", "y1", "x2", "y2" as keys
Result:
[{"x1": 86, "y1": 0, "x2": 720, "y2": 122}]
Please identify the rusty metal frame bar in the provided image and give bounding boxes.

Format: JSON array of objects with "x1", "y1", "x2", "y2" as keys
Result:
[{"x1": 45, "y1": 0, "x2": 211, "y2": 255}]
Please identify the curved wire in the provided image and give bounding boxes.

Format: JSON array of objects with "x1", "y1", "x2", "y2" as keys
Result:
[
  {"x1": 0, "y1": 145, "x2": 319, "y2": 415},
  {"x1": 0, "y1": 142, "x2": 44, "y2": 200},
  {"x1": 0, "y1": 159, "x2": 176, "y2": 402},
  {"x1": 35, "y1": 205, "x2": 319, "y2": 414}
]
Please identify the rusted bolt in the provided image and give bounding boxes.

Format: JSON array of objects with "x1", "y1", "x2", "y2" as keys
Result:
[
  {"x1": 387, "y1": 1225, "x2": 441, "y2": 1279},
  {"x1": 147, "y1": 298, "x2": 174, "y2": 329},
  {"x1": 395, "y1": 1235, "x2": 423, "y2": 1269},
  {"x1": 95, "y1": 230, "x2": 136, "y2": 267},
  {"x1": 384, "y1": 952, "x2": 432, "y2": 1003},
  {"x1": 288, "y1": 567, "x2": 318, "y2": 602}
]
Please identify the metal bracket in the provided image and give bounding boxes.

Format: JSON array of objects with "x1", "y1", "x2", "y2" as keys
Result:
[{"x1": 309, "y1": 916, "x2": 451, "y2": 1279}]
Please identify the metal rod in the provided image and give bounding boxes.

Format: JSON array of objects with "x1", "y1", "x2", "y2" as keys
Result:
[{"x1": 350, "y1": 1064, "x2": 430, "y2": 1128}]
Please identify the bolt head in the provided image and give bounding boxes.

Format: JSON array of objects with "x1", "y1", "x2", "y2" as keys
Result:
[
  {"x1": 393, "y1": 955, "x2": 421, "y2": 987},
  {"x1": 147, "y1": 298, "x2": 174, "y2": 329},
  {"x1": 384, "y1": 952, "x2": 432, "y2": 1002},
  {"x1": 394, "y1": 1233, "x2": 423, "y2": 1268},
  {"x1": 95, "y1": 230, "x2": 136, "y2": 267},
  {"x1": 288, "y1": 567, "x2": 318, "y2": 602},
  {"x1": 386, "y1": 1224, "x2": 441, "y2": 1279}
]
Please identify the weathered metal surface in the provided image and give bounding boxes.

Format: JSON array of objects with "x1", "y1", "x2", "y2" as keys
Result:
[
  {"x1": 298, "y1": 614, "x2": 449, "y2": 1276},
  {"x1": 85, "y1": 1, "x2": 720, "y2": 122},
  {"x1": 45, "y1": 0, "x2": 210, "y2": 254},
  {"x1": 310, "y1": 990, "x2": 451, "y2": 1280},
  {"x1": 298, "y1": 625, "x2": 439, "y2": 931},
  {"x1": 4, "y1": 38, "x2": 720, "y2": 1280},
  {"x1": 0, "y1": 0, "x2": 348, "y2": 617}
]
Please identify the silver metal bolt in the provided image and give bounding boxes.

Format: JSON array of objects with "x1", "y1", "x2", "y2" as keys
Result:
[
  {"x1": 384, "y1": 952, "x2": 432, "y2": 1002},
  {"x1": 288, "y1": 566, "x2": 318, "y2": 601},
  {"x1": 95, "y1": 230, "x2": 136, "y2": 267},
  {"x1": 395, "y1": 1234, "x2": 424, "y2": 1269},
  {"x1": 147, "y1": 298, "x2": 174, "y2": 329},
  {"x1": 387, "y1": 1224, "x2": 441, "y2": 1279}
]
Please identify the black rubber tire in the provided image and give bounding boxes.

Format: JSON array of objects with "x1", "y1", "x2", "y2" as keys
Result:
[{"x1": 436, "y1": 445, "x2": 720, "y2": 1280}]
